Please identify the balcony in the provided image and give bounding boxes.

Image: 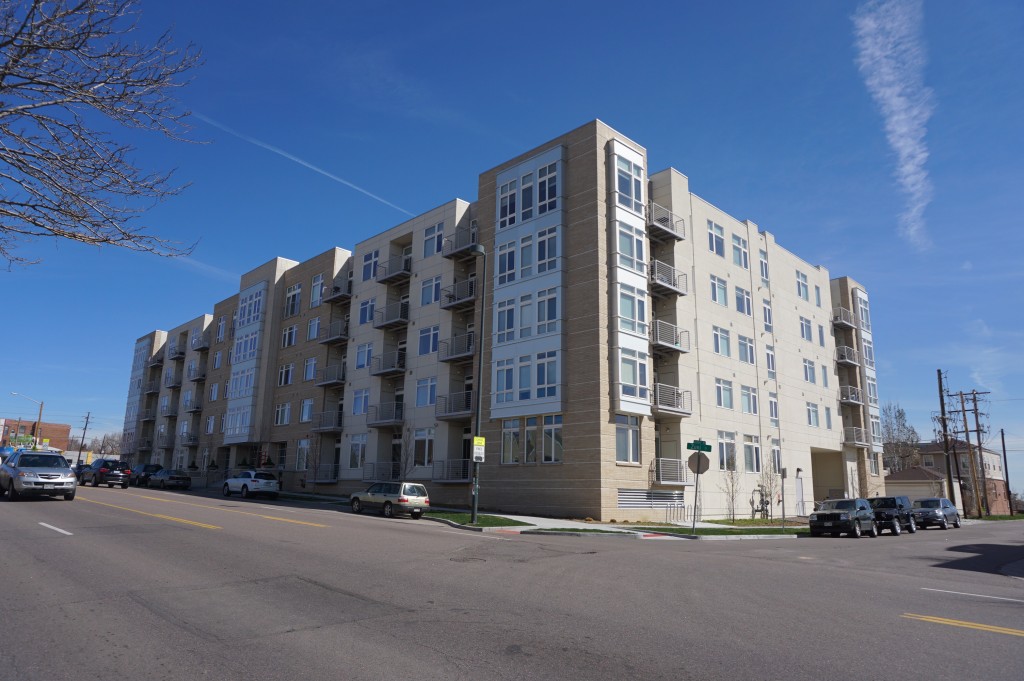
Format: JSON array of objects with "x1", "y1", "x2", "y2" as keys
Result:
[
  {"x1": 439, "y1": 332, "x2": 475, "y2": 363},
  {"x1": 651, "y1": 384, "x2": 693, "y2": 416},
  {"x1": 373, "y1": 301, "x2": 409, "y2": 329},
  {"x1": 184, "y1": 398, "x2": 203, "y2": 413},
  {"x1": 362, "y1": 461, "x2": 402, "y2": 482},
  {"x1": 323, "y1": 278, "x2": 352, "y2": 304},
  {"x1": 311, "y1": 411, "x2": 344, "y2": 433},
  {"x1": 147, "y1": 351, "x2": 165, "y2": 367},
  {"x1": 836, "y1": 346, "x2": 860, "y2": 366},
  {"x1": 442, "y1": 224, "x2": 479, "y2": 259},
  {"x1": 433, "y1": 458, "x2": 471, "y2": 482},
  {"x1": 436, "y1": 391, "x2": 473, "y2": 420},
  {"x1": 181, "y1": 434, "x2": 200, "y2": 447},
  {"x1": 649, "y1": 260, "x2": 687, "y2": 297},
  {"x1": 650, "y1": 320, "x2": 691, "y2": 354},
  {"x1": 839, "y1": 385, "x2": 863, "y2": 405},
  {"x1": 157, "y1": 435, "x2": 175, "y2": 449},
  {"x1": 440, "y1": 279, "x2": 477, "y2": 311},
  {"x1": 163, "y1": 371, "x2": 182, "y2": 389},
  {"x1": 159, "y1": 404, "x2": 178, "y2": 418},
  {"x1": 140, "y1": 408, "x2": 156, "y2": 421},
  {"x1": 137, "y1": 438, "x2": 153, "y2": 452},
  {"x1": 653, "y1": 458, "x2": 693, "y2": 485},
  {"x1": 370, "y1": 350, "x2": 406, "y2": 377},
  {"x1": 367, "y1": 402, "x2": 404, "y2": 428},
  {"x1": 190, "y1": 332, "x2": 211, "y2": 351},
  {"x1": 187, "y1": 366, "x2": 207, "y2": 382},
  {"x1": 832, "y1": 307, "x2": 857, "y2": 329},
  {"x1": 144, "y1": 380, "x2": 160, "y2": 394},
  {"x1": 375, "y1": 254, "x2": 412, "y2": 284},
  {"x1": 314, "y1": 364, "x2": 346, "y2": 387},
  {"x1": 167, "y1": 344, "x2": 186, "y2": 361},
  {"x1": 647, "y1": 202, "x2": 686, "y2": 243},
  {"x1": 318, "y1": 319, "x2": 349, "y2": 345},
  {"x1": 844, "y1": 427, "x2": 870, "y2": 446}
]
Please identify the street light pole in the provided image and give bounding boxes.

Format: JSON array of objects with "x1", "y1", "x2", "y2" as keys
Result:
[
  {"x1": 11, "y1": 392, "x2": 44, "y2": 450},
  {"x1": 469, "y1": 244, "x2": 487, "y2": 524}
]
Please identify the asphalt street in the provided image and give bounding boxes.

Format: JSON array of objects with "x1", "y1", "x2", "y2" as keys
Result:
[{"x1": 1, "y1": 486, "x2": 1022, "y2": 681}]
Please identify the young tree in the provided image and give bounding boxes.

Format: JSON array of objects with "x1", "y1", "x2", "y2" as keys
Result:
[
  {"x1": 758, "y1": 455, "x2": 781, "y2": 520},
  {"x1": 717, "y1": 451, "x2": 741, "y2": 522},
  {"x1": 881, "y1": 401, "x2": 920, "y2": 471},
  {"x1": 0, "y1": 0, "x2": 201, "y2": 265}
]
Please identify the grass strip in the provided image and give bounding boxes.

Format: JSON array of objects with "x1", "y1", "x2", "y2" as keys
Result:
[
  {"x1": 630, "y1": 526, "x2": 809, "y2": 536},
  {"x1": 426, "y1": 511, "x2": 532, "y2": 527}
]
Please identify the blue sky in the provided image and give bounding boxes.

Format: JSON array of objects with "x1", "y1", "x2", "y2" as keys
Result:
[{"x1": 2, "y1": 1, "x2": 1022, "y2": 495}]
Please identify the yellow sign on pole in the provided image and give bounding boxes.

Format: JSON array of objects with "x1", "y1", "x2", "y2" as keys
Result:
[{"x1": 472, "y1": 437, "x2": 486, "y2": 462}]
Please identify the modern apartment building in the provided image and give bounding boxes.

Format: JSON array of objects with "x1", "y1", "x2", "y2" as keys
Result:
[{"x1": 121, "y1": 120, "x2": 884, "y2": 521}]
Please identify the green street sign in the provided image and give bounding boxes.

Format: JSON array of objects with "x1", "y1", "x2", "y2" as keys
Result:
[{"x1": 686, "y1": 439, "x2": 713, "y2": 453}]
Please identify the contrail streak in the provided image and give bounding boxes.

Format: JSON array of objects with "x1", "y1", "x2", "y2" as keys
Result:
[{"x1": 193, "y1": 112, "x2": 415, "y2": 217}]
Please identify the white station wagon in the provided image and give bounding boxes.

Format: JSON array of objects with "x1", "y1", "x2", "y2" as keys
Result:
[{"x1": 222, "y1": 470, "x2": 280, "y2": 499}]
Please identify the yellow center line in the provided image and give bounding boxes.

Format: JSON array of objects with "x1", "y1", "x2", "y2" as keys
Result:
[
  {"x1": 79, "y1": 497, "x2": 221, "y2": 530},
  {"x1": 130, "y1": 493, "x2": 328, "y2": 528},
  {"x1": 902, "y1": 613, "x2": 1024, "y2": 638}
]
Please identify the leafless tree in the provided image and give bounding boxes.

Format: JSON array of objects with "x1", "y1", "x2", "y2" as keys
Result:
[
  {"x1": 0, "y1": 0, "x2": 201, "y2": 266},
  {"x1": 396, "y1": 427, "x2": 417, "y2": 480},
  {"x1": 881, "y1": 401, "x2": 920, "y2": 471},
  {"x1": 87, "y1": 431, "x2": 122, "y2": 457},
  {"x1": 717, "y1": 452, "x2": 741, "y2": 521},
  {"x1": 758, "y1": 455, "x2": 781, "y2": 520}
]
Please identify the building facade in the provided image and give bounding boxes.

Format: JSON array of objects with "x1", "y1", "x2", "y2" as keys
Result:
[{"x1": 121, "y1": 120, "x2": 884, "y2": 521}]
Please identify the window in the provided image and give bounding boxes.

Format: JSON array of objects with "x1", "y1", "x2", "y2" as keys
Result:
[
  {"x1": 796, "y1": 271, "x2": 809, "y2": 301},
  {"x1": 228, "y1": 367, "x2": 255, "y2": 398},
  {"x1": 618, "y1": 222, "x2": 646, "y2": 273},
  {"x1": 763, "y1": 300, "x2": 773, "y2": 332},
  {"x1": 519, "y1": 235, "x2": 533, "y2": 278},
  {"x1": 803, "y1": 359, "x2": 817, "y2": 384},
  {"x1": 821, "y1": 364, "x2": 829, "y2": 388},
  {"x1": 862, "y1": 340, "x2": 876, "y2": 369},
  {"x1": 538, "y1": 163, "x2": 557, "y2": 214},
  {"x1": 496, "y1": 359, "x2": 514, "y2": 403},
  {"x1": 769, "y1": 393, "x2": 779, "y2": 428},
  {"x1": 284, "y1": 284, "x2": 301, "y2": 317},
  {"x1": 536, "y1": 288, "x2": 558, "y2": 334},
  {"x1": 537, "y1": 227, "x2": 558, "y2": 273},
  {"x1": 616, "y1": 157, "x2": 643, "y2": 213},
  {"x1": 716, "y1": 379, "x2": 734, "y2": 409},
  {"x1": 352, "y1": 389, "x2": 369, "y2": 415},
  {"x1": 497, "y1": 242, "x2": 516, "y2": 285},
  {"x1": 615, "y1": 414, "x2": 640, "y2": 464},
  {"x1": 216, "y1": 315, "x2": 226, "y2": 342},
  {"x1": 744, "y1": 435, "x2": 761, "y2": 473},
  {"x1": 304, "y1": 357, "x2": 316, "y2": 381},
  {"x1": 299, "y1": 398, "x2": 313, "y2": 423},
  {"x1": 542, "y1": 415, "x2": 563, "y2": 463},
  {"x1": 520, "y1": 172, "x2": 534, "y2": 221},
  {"x1": 618, "y1": 283, "x2": 648, "y2": 335},
  {"x1": 738, "y1": 336, "x2": 755, "y2": 365},
  {"x1": 866, "y1": 377, "x2": 878, "y2": 406},
  {"x1": 414, "y1": 428, "x2": 434, "y2": 466},
  {"x1": 356, "y1": 342, "x2": 372, "y2": 369},
  {"x1": 420, "y1": 276, "x2": 441, "y2": 306},
  {"x1": 423, "y1": 221, "x2": 443, "y2": 257},
  {"x1": 499, "y1": 179, "x2": 517, "y2": 228},
  {"x1": 518, "y1": 355, "x2": 532, "y2": 400},
  {"x1": 497, "y1": 299, "x2": 515, "y2": 343},
  {"x1": 307, "y1": 317, "x2": 320, "y2": 341},
  {"x1": 311, "y1": 274, "x2": 323, "y2": 307},
  {"x1": 237, "y1": 290, "x2": 263, "y2": 327},
  {"x1": 800, "y1": 316, "x2": 812, "y2": 341},
  {"x1": 205, "y1": 416, "x2": 215, "y2": 434},
  {"x1": 418, "y1": 326, "x2": 439, "y2": 355},
  {"x1": 214, "y1": 351, "x2": 222, "y2": 369},
  {"x1": 814, "y1": 285, "x2": 822, "y2": 307},
  {"x1": 871, "y1": 415, "x2": 882, "y2": 444},
  {"x1": 278, "y1": 363, "x2": 294, "y2": 386},
  {"x1": 713, "y1": 326, "x2": 731, "y2": 357},
  {"x1": 732, "y1": 235, "x2": 749, "y2": 269},
  {"x1": 349, "y1": 434, "x2": 366, "y2": 469},
  {"x1": 759, "y1": 249, "x2": 769, "y2": 285},
  {"x1": 523, "y1": 417, "x2": 538, "y2": 463},
  {"x1": 741, "y1": 386, "x2": 759, "y2": 415},
  {"x1": 296, "y1": 439, "x2": 309, "y2": 470},
  {"x1": 282, "y1": 325, "x2": 297, "y2": 348},
  {"x1": 416, "y1": 377, "x2": 437, "y2": 407},
  {"x1": 869, "y1": 453, "x2": 880, "y2": 476},
  {"x1": 735, "y1": 287, "x2": 752, "y2": 315},
  {"x1": 825, "y1": 406, "x2": 833, "y2": 430},
  {"x1": 359, "y1": 299, "x2": 375, "y2": 325},
  {"x1": 536, "y1": 351, "x2": 557, "y2": 398},
  {"x1": 210, "y1": 382, "x2": 219, "y2": 401},
  {"x1": 619, "y1": 348, "x2": 648, "y2": 399},
  {"x1": 708, "y1": 221, "x2": 725, "y2": 256},
  {"x1": 857, "y1": 294, "x2": 872, "y2": 332},
  {"x1": 274, "y1": 402, "x2": 291, "y2": 426},
  {"x1": 710, "y1": 275, "x2": 728, "y2": 305},
  {"x1": 718, "y1": 431, "x2": 736, "y2": 471},
  {"x1": 806, "y1": 402, "x2": 820, "y2": 427},
  {"x1": 362, "y1": 250, "x2": 378, "y2": 281},
  {"x1": 519, "y1": 294, "x2": 533, "y2": 339},
  {"x1": 818, "y1": 324, "x2": 826, "y2": 347},
  {"x1": 501, "y1": 419, "x2": 520, "y2": 464},
  {"x1": 233, "y1": 330, "x2": 259, "y2": 362}
]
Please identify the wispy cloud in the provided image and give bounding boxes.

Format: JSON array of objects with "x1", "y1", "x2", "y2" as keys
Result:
[
  {"x1": 173, "y1": 256, "x2": 240, "y2": 283},
  {"x1": 853, "y1": 0, "x2": 934, "y2": 251},
  {"x1": 193, "y1": 112, "x2": 415, "y2": 217}
]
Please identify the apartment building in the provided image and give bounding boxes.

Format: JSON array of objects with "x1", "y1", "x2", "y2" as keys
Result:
[{"x1": 121, "y1": 120, "x2": 883, "y2": 521}]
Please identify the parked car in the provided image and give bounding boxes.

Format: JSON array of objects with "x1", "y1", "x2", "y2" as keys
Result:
[
  {"x1": 72, "y1": 462, "x2": 90, "y2": 481},
  {"x1": 912, "y1": 497, "x2": 962, "y2": 530},
  {"x1": 131, "y1": 463, "x2": 163, "y2": 487},
  {"x1": 869, "y1": 496, "x2": 917, "y2": 535},
  {"x1": 148, "y1": 469, "x2": 192, "y2": 490},
  {"x1": 349, "y1": 481, "x2": 430, "y2": 519},
  {"x1": 0, "y1": 450, "x2": 77, "y2": 500},
  {"x1": 808, "y1": 498, "x2": 878, "y2": 537},
  {"x1": 222, "y1": 471, "x2": 279, "y2": 499},
  {"x1": 81, "y1": 458, "x2": 131, "y2": 488}
]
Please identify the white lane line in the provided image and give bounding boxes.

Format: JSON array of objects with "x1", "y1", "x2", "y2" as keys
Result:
[
  {"x1": 922, "y1": 587, "x2": 1024, "y2": 603},
  {"x1": 39, "y1": 523, "x2": 73, "y2": 536}
]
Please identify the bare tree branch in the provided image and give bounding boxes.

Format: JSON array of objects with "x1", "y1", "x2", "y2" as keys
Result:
[{"x1": 0, "y1": 0, "x2": 202, "y2": 266}]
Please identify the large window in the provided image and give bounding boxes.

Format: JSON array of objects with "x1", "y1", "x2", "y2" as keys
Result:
[
  {"x1": 800, "y1": 316, "x2": 812, "y2": 341},
  {"x1": 766, "y1": 346, "x2": 776, "y2": 379},
  {"x1": 497, "y1": 241, "x2": 516, "y2": 285},
  {"x1": 862, "y1": 340, "x2": 876, "y2": 369},
  {"x1": 519, "y1": 235, "x2": 533, "y2": 278},
  {"x1": 518, "y1": 355, "x2": 532, "y2": 400},
  {"x1": 416, "y1": 377, "x2": 437, "y2": 407},
  {"x1": 618, "y1": 283, "x2": 648, "y2": 335},
  {"x1": 520, "y1": 172, "x2": 534, "y2": 221},
  {"x1": 866, "y1": 376, "x2": 878, "y2": 406},
  {"x1": 311, "y1": 274, "x2": 323, "y2": 307},
  {"x1": 763, "y1": 300, "x2": 773, "y2": 332},
  {"x1": 732, "y1": 235, "x2": 749, "y2": 269},
  {"x1": 735, "y1": 286, "x2": 752, "y2": 316},
  {"x1": 759, "y1": 249, "x2": 770, "y2": 285},
  {"x1": 711, "y1": 275, "x2": 728, "y2": 305},
  {"x1": 496, "y1": 299, "x2": 515, "y2": 343},
  {"x1": 741, "y1": 386, "x2": 759, "y2": 415},
  {"x1": 618, "y1": 222, "x2": 646, "y2": 273},
  {"x1": 519, "y1": 294, "x2": 533, "y2": 339},
  {"x1": 423, "y1": 221, "x2": 444, "y2": 257},
  {"x1": 355, "y1": 342, "x2": 372, "y2": 369},
  {"x1": 718, "y1": 431, "x2": 736, "y2": 471},
  {"x1": 716, "y1": 378, "x2": 734, "y2": 409},
  {"x1": 738, "y1": 336, "x2": 755, "y2": 365},
  {"x1": 615, "y1": 414, "x2": 640, "y2": 464},
  {"x1": 619, "y1": 348, "x2": 648, "y2": 399},
  {"x1": 499, "y1": 179, "x2": 517, "y2": 229},
  {"x1": 536, "y1": 288, "x2": 558, "y2": 334},
  {"x1": 806, "y1": 402, "x2": 820, "y2": 427},
  {"x1": 282, "y1": 325, "x2": 297, "y2": 348},
  {"x1": 523, "y1": 417, "x2": 538, "y2": 464},
  {"x1": 616, "y1": 157, "x2": 643, "y2": 213},
  {"x1": 304, "y1": 357, "x2": 316, "y2": 381},
  {"x1": 743, "y1": 435, "x2": 761, "y2": 473},
  {"x1": 352, "y1": 389, "x2": 369, "y2": 415},
  {"x1": 414, "y1": 428, "x2": 434, "y2": 466},
  {"x1": 501, "y1": 419, "x2": 520, "y2": 464},
  {"x1": 418, "y1": 326, "x2": 439, "y2": 355},
  {"x1": 803, "y1": 359, "x2": 817, "y2": 384},
  {"x1": 237, "y1": 290, "x2": 263, "y2": 327},
  {"x1": 708, "y1": 221, "x2": 725, "y2": 257},
  {"x1": 537, "y1": 163, "x2": 558, "y2": 214},
  {"x1": 536, "y1": 351, "x2": 557, "y2": 398},
  {"x1": 359, "y1": 299, "x2": 375, "y2": 325},
  {"x1": 713, "y1": 326, "x2": 731, "y2": 357},
  {"x1": 421, "y1": 276, "x2": 441, "y2": 306},
  {"x1": 307, "y1": 317, "x2": 320, "y2": 341},
  {"x1": 362, "y1": 250, "x2": 379, "y2": 281},
  {"x1": 300, "y1": 398, "x2": 314, "y2": 423},
  {"x1": 796, "y1": 271, "x2": 809, "y2": 301},
  {"x1": 496, "y1": 359, "x2": 514, "y2": 403},
  {"x1": 349, "y1": 434, "x2": 366, "y2": 469},
  {"x1": 769, "y1": 392, "x2": 779, "y2": 428},
  {"x1": 537, "y1": 227, "x2": 558, "y2": 273},
  {"x1": 278, "y1": 363, "x2": 294, "y2": 386},
  {"x1": 284, "y1": 284, "x2": 301, "y2": 317},
  {"x1": 542, "y1": 415, "x2": 563, "y2": 463},
  {"x1": 233, "y1": 330, "x2": 259, "y2": 362},
  {"x1": 274, "y1": 402, "x2": 291, "y2": 426}
]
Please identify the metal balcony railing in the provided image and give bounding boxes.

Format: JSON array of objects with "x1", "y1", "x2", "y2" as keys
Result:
[
  {"x1": 311, "y1": 411, "x2": 344, "y2": 432},
  {"x1": 319, "y1": 319, "x2": 349, "y2": 344},
  {"x1": 167, "y1": 344, "x2": 185, "y2": 361},
  {"x1": 362, "y1": 461, "x2": 402, "y2": 482},
  {"x1": 148, "y1": 351, "x2": 165, "y2": 367},
  {"x1": 649, "y1": 260, "x2": 687, "y2": 296},
  {"x1": 140, "y1": 408, "x2": 156, "y2": 421},
  {"x1": 839, "y1": 385, "x2": 863, "y2": 404},
  {"x1": 433, "y1": 459, "x2": 471, "y2": 482},
  {"x1": 157, "y1": 435, "x2": 176, "y2": 449},
  {"x1": 184, "y1": 398, "x2": 203, "y2": 413},
  {"x1": 375, "y1": 254, "x2": 412, "y2": 283},
  {"x1": 367, "y1": 402, "x2": 405, "y2": 427},
  {"x1": 439, "y1": 332, "x2": 475, "y2": 362},
  {"x1": 844, "y1": 427, "x2": 869, "y2": 446},
  {"x1": 181, "y1": 434, "x2": 200, "y2": 447},
  {"x1": 314, "y1": 364, "x2": 346, "y2": 387},
  {"x1": 647, "y1": 202, "x2": 686, "y2": 242},
  {"x1": 436, "y1": 391, "x2": 473, "y2": 420},
  {"x1": 137, "y1": 438, "x2": 153, "y2": 451},
  {"x1": 144, "y1": 380, "x2": 160, "y2": 394},
  {"x1": 440, "y1": 279, "x2": 477, "y2": 310},
  {"x1": 836, "y1": 346, "x2": 860, "y2": 365},
  {"x1": 159, "y1": 404, "x2": 178, "y2": 418},
  {"x1": 650, "y1": 320, "x2": 691, "y2": 354},
  {"x1": 163, "y1": 371, "x2": 182, "y2": 389},
  {"x1": 442, "y1": 225, "x2": 479, "y2": 258},
  {"x1": 373, "y1": 301, "x2": 410, "y2": 328},
  {"x1": 370, "y1": 350, "x2": 406, "y2": 376},
  {"x1": 323, "y1": 278, "x2": 352, "y2": 303},
  {"x1": 187, "y1": 366, "x2": 207, "y2": 382},
  {"x1": 832, "y1": 307, "x2": 857, "y2": 328},
  {"x1": 651, "y1": 384, "x2": 693, "y2": 416},
  {"x1": 190, "y1": 332, "x2": 211, "y2": 351}
]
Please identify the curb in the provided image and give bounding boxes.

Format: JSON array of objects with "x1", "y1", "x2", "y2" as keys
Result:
[{"x1": 520, "y1": 529, "x2": 640, "y2": 538}]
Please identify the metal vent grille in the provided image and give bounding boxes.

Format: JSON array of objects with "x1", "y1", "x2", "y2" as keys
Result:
[{"x1": 617, "y1": 488, "x2": 685, "y2": 508}]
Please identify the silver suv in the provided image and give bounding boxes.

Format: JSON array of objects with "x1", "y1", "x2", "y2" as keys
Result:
[
  {"x1": 912, "y1": 497, "x2": 962, "y2": 530},
  {"x1": 0, "y1": 450, "x2": 78, "y2": 500},
  {"x1": 350, "y1": 482, "x2": 429, "y2": 519}
]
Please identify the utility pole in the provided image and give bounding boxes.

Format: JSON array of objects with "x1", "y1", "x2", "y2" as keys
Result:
[
  {"x1": 957, "y1": 392, "x2": 984, "y2": 518},
  {"x1": 1001, "y1": 429, "x2": 1013, "y2": 516},
  {"x1": 937, "y1": 370, "x2": 956, "y2": 502},
  {"x1": 76, "y1": 413, "x2": 91, "y2": 467},
  {"x1": 970, "y1": 391, "x2": 991, "y2": 515}
]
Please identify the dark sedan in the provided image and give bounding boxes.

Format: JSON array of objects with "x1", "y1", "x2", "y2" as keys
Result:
[
  {"x1": 147, "y1": 469, "x2": 192, "y2": 490},
  {"x1": 131, "y1": 463, "x2": 163, "y2": 487}
]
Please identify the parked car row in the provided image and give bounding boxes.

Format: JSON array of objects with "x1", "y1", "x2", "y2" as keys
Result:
[{"x1": 809, "y1": 496, "x2": 962, "y2": 538}]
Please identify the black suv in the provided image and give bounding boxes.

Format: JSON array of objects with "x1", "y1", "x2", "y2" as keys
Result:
[
  {"x1": 81, "y1": 459, "x2": 131, "y2": 488},
  {"x1": 869, "y1": 496, "x2": 917, "y2": 535},
  {"x1": 130, "y1": 463, "x2": 163, "y2": 487},
  {"x1": 809, "y1": 498, "x2": 878, "y2": 538}
]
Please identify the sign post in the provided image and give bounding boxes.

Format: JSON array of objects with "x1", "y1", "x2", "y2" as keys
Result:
[
  {"x1": 780, "y1": 467, "x2": 787, "y2": 532},
  {"x1": 686, "y1": 439, "x2": 713, "y2": 535}
]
